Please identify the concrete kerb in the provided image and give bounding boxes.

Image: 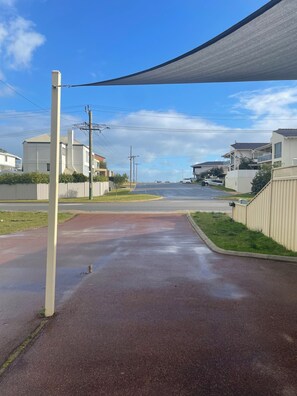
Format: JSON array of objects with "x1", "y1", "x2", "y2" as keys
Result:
[{"x1": 187, "y1": 212, "x2": 297, "y2": 264}]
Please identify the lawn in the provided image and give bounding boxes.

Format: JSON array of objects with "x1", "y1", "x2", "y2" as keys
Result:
[
  {"x1": 0, "y1": 212, "x2": 74, "y2": 235},
  {"x1": 59, "y1": 190, "x2": 160, "y2": 202},
  {"x1": 191, "y1": 212, "x2": 297, "y2": 257},
  {"x1": 0, "y1": 190, "x2": 161, "y2": 203},
  {"x1": 218, "y1": 192, "x2": 254, "y2": 201}
]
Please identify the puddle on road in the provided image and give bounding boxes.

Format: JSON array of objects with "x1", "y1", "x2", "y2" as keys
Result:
[
  {"x1": 209, "y1": 282, "x2": 247, "y2": 300},
  {"x1": 187, "y1": 246, "x2": 248, "y2": 300}
]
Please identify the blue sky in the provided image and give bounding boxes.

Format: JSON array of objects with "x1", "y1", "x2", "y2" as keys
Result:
[{"x1": 1, "y1": 0, "x2": 297, "y2": 181}]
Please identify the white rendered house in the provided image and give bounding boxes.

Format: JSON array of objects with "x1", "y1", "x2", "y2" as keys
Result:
[
  {"x1": 0, "y1": 149, "x2": 22, "y2": 172},
  {"x1": 23, "y1": 130, "x2": 106, "y2": 176}
]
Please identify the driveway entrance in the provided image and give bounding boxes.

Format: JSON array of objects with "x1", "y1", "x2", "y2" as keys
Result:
[{"x1": 1, "y1": 214, "x2": 297, "y2": 395}]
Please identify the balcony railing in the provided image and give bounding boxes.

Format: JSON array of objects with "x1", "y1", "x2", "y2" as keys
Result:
[{"x1": 257, "y1": 153, "x2": 272, "y2": 163}]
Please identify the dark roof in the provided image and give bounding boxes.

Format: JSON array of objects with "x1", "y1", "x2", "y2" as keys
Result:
[
  {"x1": 231, "y1": 143, "x2": 268, "y2": 150},
  {"x1": 274, "y1": 129, "x2": 297, "y2": 137},
  {"x1": 191, "y1": 161, "x2": 227, "y2": 168}
]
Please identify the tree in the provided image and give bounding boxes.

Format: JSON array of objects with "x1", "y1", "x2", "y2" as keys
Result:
[
  {"x1": 251, "y1": 164, "x2": 272, "y2": 194},
  {"x1": 113, "y1": 173, "x2": 128, "y2": 188},
  {"x1": 112, "y1": 173, "x2": 129, "y2": 191},
  {"x1": 210, "y1": 167, "x2": 224, "y2": 177},
  {"x1": 196, "y1": 167, "x2": 224, "y2": 181},
  {"x1": 239, "y1": 157, "x2": 257, "y2": 170}
]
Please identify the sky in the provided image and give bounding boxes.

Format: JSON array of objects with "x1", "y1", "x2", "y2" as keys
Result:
[{"x1": 1, "y1": 0, "x2": 297, "y2": 181}]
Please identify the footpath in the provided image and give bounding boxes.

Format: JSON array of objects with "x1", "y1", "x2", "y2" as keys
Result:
[{"x1": 1, "y1": 214, "x2": 297, "y2": 395}]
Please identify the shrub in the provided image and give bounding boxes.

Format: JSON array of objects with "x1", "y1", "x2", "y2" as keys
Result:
[
  {"x1": 72, "y1": 172, "x2": 88, "y2": 182},
  {"x1": 0, "y1": 172, "x2": 49, "y2": 185},
  {"x1": 93, "y1": 175, "x2": 108, "y2": 182},
  {"x1": 59, "y1": 174, "x2": 74, "y2": 183},
  {"x1": 251, "y1": 165, "x2": 272, "y2": 195},
  {"x1": 111, "y1": 173, "x2": 129, "y2": 189}
]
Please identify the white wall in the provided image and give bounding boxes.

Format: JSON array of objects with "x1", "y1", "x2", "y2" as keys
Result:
[
  {"x1": 0, "y1": 182, "x2": 110, "y2": 200},
  {"x1": 23, "y1": 142, "x2": 66, "y2": 174},
  {"x1": 72, "y1": 145, "x2": 89, "y2": 176},
  {"x1": 283, "y1": 139, "x2": 297, "y2": 167},
  {"x1": 23, "y1": 141, "x2": 89, "y2": 176},
  {"x1": 0, "y1": 152, "x2": 18, "y2": 170},
  {"x1": 225, "y1": 169, "x2": 257, "y2": 193},
  {"x1": 271, "y1": 133, "x2": 297, "y2": 167}
]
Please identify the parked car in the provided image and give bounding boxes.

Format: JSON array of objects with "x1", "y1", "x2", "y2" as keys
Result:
[
  {"x1": 182, "y1": 178, "x2": 192, "y2": 184},
  {"x1": 204, "y1": 179, "x2": 223, "y2": 186}
]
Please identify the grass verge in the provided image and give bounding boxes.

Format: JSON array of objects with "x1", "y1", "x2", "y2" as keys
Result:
[
  {"x1": 0, "y1": 212, "x2": 74, "y2": 235},
  {"x1": 191, "y1": 212, "x2": 297, "y2": 257},
  {"x1": 59, "y1": 190, "x2": 160, "y2": 203},
  {"x1": 218, "y1": 192, "x2": 254, "y2": 201},
  {"x1": 0, "y1": 190, "x2": 161, "y2": 204}
]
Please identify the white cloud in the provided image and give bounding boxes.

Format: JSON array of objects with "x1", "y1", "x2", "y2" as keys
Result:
[
  {"x1": 93, "y1": 109, "x2": 265, "y2": 179},
  {"x1": 0, "y1": 0, "x2": 16, "y2": 7},
  {"x1": 0, "y1": 17, "x2": 45, "y2": 70},
  {"x1": 232, "y1": 86, "x2": 297, "y2": 131},
  {"x1": 0, "y1": 111, "x2": 82, "y2": 156},
  {"x1": 3, "y1": 86, "x2": 297, "y2": 181},
  {"x1": 0, "y1": 3, "x2": 45, "y2": 96}
]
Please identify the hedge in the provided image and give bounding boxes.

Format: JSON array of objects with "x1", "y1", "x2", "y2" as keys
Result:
[{"x1": 0, "y1": 172, "x2": 93, "y2": 185}]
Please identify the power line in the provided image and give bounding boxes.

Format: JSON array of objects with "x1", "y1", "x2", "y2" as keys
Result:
[{"x1": 0, "y1": 79, "x2": 47, "y2": 111}]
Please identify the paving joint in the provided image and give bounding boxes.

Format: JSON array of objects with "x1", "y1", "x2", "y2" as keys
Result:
[
  {"x1": 187, "y1": 212, "x2": 297, "y2": 264},
  {"x1": 0, "y1": 318, "x2": 49, "y2": 379}
]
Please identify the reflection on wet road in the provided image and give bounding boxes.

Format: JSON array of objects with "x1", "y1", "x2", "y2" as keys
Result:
[{"x1": 133, "y1": 182, "x2": 229, "y2": 200}]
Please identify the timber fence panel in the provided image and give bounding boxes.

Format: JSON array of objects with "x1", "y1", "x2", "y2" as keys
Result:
[
  {"x1": 246, "y1": 182, "x2": 271, "y2": 236},
  {"x1": 233, "y1": 204, "x2": 247, "y2": 225},
  {"x1": 233, "y1": 166, "x2": 297, "y2": 252},
  {"x1": 270, "y1": 179, "x2": 297, "y2": 252}
]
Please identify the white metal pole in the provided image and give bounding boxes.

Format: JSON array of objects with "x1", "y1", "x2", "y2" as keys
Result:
[{"x1": 45, "y1": 70, "x2": 61, "y2": 317}]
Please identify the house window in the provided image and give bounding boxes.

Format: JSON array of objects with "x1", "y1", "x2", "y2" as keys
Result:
[
  {"x1": 274, "y1": 142, "x2": 282, "y2": 159},
  {"x1": 5, "y1": 155, "x2": 8, "y2": 162},
  {"x1": 47, "y1": 163, "x2": 50, "y2": 171}
]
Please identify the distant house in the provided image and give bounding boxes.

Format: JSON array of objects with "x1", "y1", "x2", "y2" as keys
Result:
[
  {"x1": 257, "y1": 129, "x2": 297, "y2": 167},
  {"x1": 222, "y1": 142, "x2": 268, "y2": 171},
  {"x1": 23, "y1": 130, "x2": 108, "y2": 177},
  {"x1": 191, "y1": 161, "x2": 229, "y2": 179},
  {"x1": 0, "y1": 149, "x2": 22, "y2": 172},
  {"x1": 94, "y1": 154, "x2": 108, "y2": 177}
]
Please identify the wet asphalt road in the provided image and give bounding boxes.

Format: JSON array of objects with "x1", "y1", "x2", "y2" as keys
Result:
[
  {"x1": 0, "y1": 183, "x2": 232, "y2": 213},
  {"x1": 133, "y1": 182, "x2": 229, "y2": 200},
  {"x1": 1, "y1": 214, "x2": 297, "y2": 395}
]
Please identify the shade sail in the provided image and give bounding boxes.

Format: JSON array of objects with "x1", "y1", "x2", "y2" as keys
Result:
[{"x1": 74, "y1": 0, "x2": 297, "y2": 87}]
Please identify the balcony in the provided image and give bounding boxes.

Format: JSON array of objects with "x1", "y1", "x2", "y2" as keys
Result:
[{"x1": 257, "y1": 153, "x2": 272, "y2": 163}]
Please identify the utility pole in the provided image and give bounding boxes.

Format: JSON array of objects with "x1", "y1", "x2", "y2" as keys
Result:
[
  {"x1": 135, "y1": 162, "x2": 139, "y2": 183},
  {"x1": 128, "y1": 146, "x2": 133, "y2": 189},
  {"x1": 133, "y1": 155, "x2": 140, "y2": 183},
  {"x1": 74, "y1": 108, "x2": 109, "y2": 200},
  {"x1": 128, "y1": 147, "x2": 140, "y2": 187}
]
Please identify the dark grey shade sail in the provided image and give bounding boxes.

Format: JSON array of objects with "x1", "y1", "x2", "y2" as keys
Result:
[{"x1": 74, "y1": 0, "x2": 297, "y2": 87}]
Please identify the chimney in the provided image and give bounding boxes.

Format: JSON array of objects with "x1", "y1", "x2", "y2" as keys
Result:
[{"x1": 67, "y1": 129, "x2": 74, "y2": 170}]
